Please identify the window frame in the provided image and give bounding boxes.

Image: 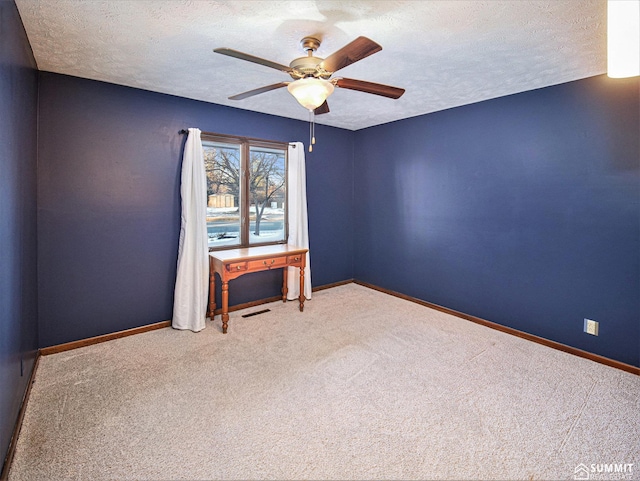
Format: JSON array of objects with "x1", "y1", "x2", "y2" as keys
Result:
[{"x1": 201, "y1": 132, "x2": 289, "y2": 251}]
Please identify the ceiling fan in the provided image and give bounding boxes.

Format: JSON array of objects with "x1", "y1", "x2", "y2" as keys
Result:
[{"x1": 214, "y1": 36, "x2": 405, "y2": 115}]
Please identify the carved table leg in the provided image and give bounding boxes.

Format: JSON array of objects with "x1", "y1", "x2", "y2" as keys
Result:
[
  {"x1": 207, "y1": 264, "x2": 216, "y2": 319},
  {"x1": 282, "y1": 267, "x2": 288, "y2": 302},
  {"x1": 299, "y1": 266, "x2": 305, "y2": 312},
  {"x1": 221, "y1": 280, "x2": 229, "y2": 334}
]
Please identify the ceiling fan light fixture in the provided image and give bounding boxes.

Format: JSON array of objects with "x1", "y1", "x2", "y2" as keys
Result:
[{"x1": 287, "y1": 77, "x2": 334, "y2": 110}]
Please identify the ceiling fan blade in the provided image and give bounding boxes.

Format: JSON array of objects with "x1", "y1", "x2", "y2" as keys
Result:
[
  {"x1": 319, "y1": 36, "x2": 382, "y2": 73},
  {"x1": 314, "y1": 101, "x2": 330, "y2": 115},
  {"x1": 228, "y1": 82, "x2": 289, "y2": 100},
  {"x1": 335, "y1": 78, "x2": 405, "y2": 99},
  {"x1": 214, "y1": 48, "x2": 293, "y2": 73}
]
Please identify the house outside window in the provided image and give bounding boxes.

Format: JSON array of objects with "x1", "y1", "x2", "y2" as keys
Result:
[{"x1": 202, "y1": 133, "x2": 288, "y2": 250}]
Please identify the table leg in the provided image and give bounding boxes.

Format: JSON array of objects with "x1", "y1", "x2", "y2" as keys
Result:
[
  {"x1": 221, "y1": 280, "x2": 229, "y2": 334},
  {"x1": 282, "y1": 267, "x2": 288, "y2": 302},
  {"x1": 299, "y1": 266, "x2": 305, "y2": 312},
  {"x1": 207, "y1": 264, "x2": 216, "y2": 319}
]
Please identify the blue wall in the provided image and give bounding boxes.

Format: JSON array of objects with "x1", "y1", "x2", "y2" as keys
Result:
[
  {"x1": 354, "y1": 75, "x2": 640, "y2": 367},
  {"x1": 0, "y1": 0, "x2": 39, "y2": 472},
  {"x1": 37, "y1": 73, "x2": 354, "y2": 347}
]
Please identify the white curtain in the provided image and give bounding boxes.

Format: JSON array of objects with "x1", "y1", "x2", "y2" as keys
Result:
[
  {"x1": 286, "y1": 142, "x2": 312, "y2": 300},
  {"x1": 172, "y1": 128, "x2": 208, "y2": 332}
]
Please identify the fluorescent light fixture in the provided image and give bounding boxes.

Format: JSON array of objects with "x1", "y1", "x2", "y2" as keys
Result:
[
  {"x1": 287, "y1": 77, "x2": 334, "y2": 110},
  {"x1": 607, "y1": 0, "x2": 640, "y2": 78}
]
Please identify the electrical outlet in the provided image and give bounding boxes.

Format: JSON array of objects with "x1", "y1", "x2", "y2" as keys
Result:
[{"x1": 584, "y1": 318, "x2": 599, "y2": 336}]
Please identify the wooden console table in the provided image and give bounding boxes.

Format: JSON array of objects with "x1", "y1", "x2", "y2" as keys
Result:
[{"x1": 207, "y1": 244, "x2": 308, "y2": 333}]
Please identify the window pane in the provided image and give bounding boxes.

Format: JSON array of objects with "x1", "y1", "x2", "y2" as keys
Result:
[
  {"x1": 203, "y1": 141, "x2": 241, "y2": 248},
  {"x1": 248, "y1": 146, "x2": 286, "y2": 245}
]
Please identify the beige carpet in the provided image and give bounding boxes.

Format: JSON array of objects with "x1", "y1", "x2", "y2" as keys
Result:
[{"x1": 8, "y1": 284, "x2": 640, "y2": 480}]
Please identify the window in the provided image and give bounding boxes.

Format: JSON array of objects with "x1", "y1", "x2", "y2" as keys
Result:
[{"x1": 202, "y1": 133, "x2": 288, "y2": 250}]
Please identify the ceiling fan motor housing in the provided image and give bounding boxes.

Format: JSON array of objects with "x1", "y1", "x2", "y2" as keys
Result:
[
  {"x1": 287, "y1": 36, "x2": 331, "y2": 79},
  {"x1": 289, "y1": 56, "x2": 331, "y2": 79}
]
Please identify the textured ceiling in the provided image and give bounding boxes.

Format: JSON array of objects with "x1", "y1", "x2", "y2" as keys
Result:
[{"x1": 16, "y1": 0, "x2": 607, "y2": 130}]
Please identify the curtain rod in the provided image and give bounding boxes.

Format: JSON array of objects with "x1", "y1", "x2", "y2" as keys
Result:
[{"x1": 180, "y1": 129, "x2": 297, "y2": 147}]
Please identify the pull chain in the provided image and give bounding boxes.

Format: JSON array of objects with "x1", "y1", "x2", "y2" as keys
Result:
[
  {"x1": 308, "y1": 109, "x2": 314, "y2": 152},
  {"x1": 312, "y1": 112, "x2": 316, "y2": 146}
]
